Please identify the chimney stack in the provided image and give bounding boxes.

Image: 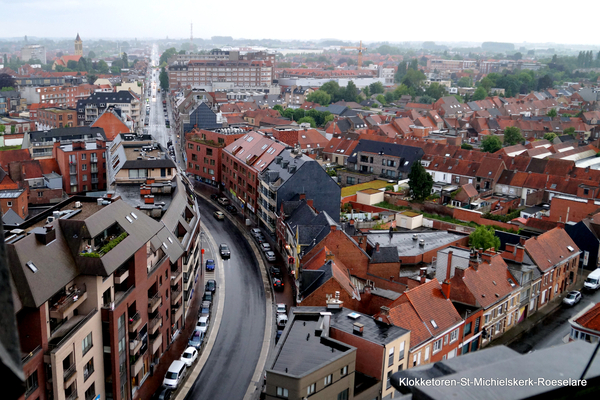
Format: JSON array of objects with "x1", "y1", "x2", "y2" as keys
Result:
[
  {"x1": 375, "y1": 242, "x2": 380, "y2": 252},
  {"x1": 325, "y1": 251, "x2": 334, "y2": 262},
  {"x1": 519, "y1": 237, "x2": 526, "y2": 246},
  {"x1": 420, "y1": 267, "x2": 427, "y2": 284},
  {"x1": 446, "y1": 251, "x2": 453, "y2": 281},
  {"x1": 380, "y1": 306, "x2": 390, "y2": 316}
]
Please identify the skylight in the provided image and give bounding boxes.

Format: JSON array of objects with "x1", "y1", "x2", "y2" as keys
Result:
[
  {"x1": 163, "y1": 242, "x2": 168, "y2": 249},
  {"x1": 26, "y1": 261, "x2": 38, "y2": 273},
  {"x1": 431, "y1": 319, "x2": 438, "y2": 329},
  {"x1": 125, "y1": 216, "x2": 133, "y2": 223},
  {"x1": 246, "y1": 136, "x2": 254, "y2": 142},
  {"x1": 168, "y1": 237, "x2": 173, "y2": 244},
  {"x1": 131, "y1": 212, "x2": 138, "y2": 220},
  {"x1": 347, "y1": 312, "x2": 360, "y2": 319},
  {"x1": 567, "y1": 246, "x2": 574, "y2": 252}
]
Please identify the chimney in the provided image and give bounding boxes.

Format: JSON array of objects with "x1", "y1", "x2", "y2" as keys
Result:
[
  {"x1": 519, "y1": 237, "x2": 526, "y2": 246},
  {"x1": 306, "y1": 199, "x2": 314, "y2": 208},
  {"x1": 515, "y1": 246, "x2": 525, "y2": 263},
  {"x1": 481, "y1": 251, "x2": 493, "y2": 263},
  {"x1": 349, "y1": 219, "x2": 355, "y2": 226},
  {"x1": 326, "y1": 292, "x2": 344, "y2": 309},
  {"x1": 144, "y1": 195, "x2": 154, "y2": 204},
  {"x1": 446, "y1": 251, "x2": 453, "y2": 280},
  {"x1": 330, "y1": 224, "x2": 337, "y2": 232},
  {"x1": 353, "y1": 322, "x2": 364, "y2": 335},
  {"x1": 420, "y1": 267, "x2": 427, "y2": 284},
  {"x1": 375, "y1": 242, "x2": 380, "y2": 252},
  {"x1": 299, "y1": 193, "x2": 306, "y2": 200},
  {"x1": 35, "y1": 224, "x2": 56, "y2": 245},
  {"x1": 469, "y1": 249, "x2": 480, "y2": 271},
  {"x1": 380, "y1": 306, "x2": 390, "y2": 316},
  {"x1": 325, "y1": 251, "x2": 334, "y2": 262}
]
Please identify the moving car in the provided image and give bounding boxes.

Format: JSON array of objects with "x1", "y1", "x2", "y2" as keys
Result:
[
  {"x1": 205, "y1": 279, "x2": 216, "y2": 293},
  {"x1": 219, "y1": 244, "x2": 230, "y2": 259},
  {"x1": 265, "y1": 251, "x2": 276, "y2": 262},
  {"x1": 225, "y1": 205, "x2": 238, "y2": 215},
  {"x1": 272, "y1": 277, "x2": 284, "y2": 291},
  {"x1": 260, "y1": 243, "x2": 271, "y2": 252},
  {"x1": 217, "y1": 197, "x2": 230, "y2": 206},
  {"x1": 563, "y1": 291, "x2": 582, "y2": 306},
  {"x1": 163, "y1": 360, "x2": 187, "y2": 389},
  {"x1": 196, "y1": 316, "x2": 209, "y2": 334},
  {"x1": 205, "y1": 259, "x2": 215, "y2": 271},
  {"x1": 180, "y1": 347, "x2": 198, "y2": 367},
  {"x1": 276, "y1": 303, "x2": 287, "y2": 314},
  {"x1": 213, "y1": 211, "x2": 225, "y2": 220},
  {"x1": 188, "y1": 330, "x2": 204, "y2": 349}
]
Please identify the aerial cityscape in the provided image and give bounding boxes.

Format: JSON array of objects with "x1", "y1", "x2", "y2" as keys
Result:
[{"x1": 2, "y1": 6, "x2": 600, "y2": 400}]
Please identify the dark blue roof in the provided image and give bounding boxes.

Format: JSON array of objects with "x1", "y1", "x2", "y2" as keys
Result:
[{"x1": 348, "y1": 139, "x2": 424, "y2": 173}]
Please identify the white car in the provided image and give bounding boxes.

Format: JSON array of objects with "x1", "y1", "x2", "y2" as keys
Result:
[
  {"x1": 260, "y1": 243, "x2": 271, "y2": 252},
  {"x1": 180, "y1": 346, "x2": 198, "y2": 367},
  {"x1": 250, "y1": 228, "x2": 262, "y2": 238},
  {"x1": 196, "y1": 316, "x2": 209, "y2": 334},
  {"x1": 276, "y1": 303, "x2": 287, "y2": 314},
  {"x1": 265, "y1": 251, "x2": 276, "y2": 262},
  {"x1": 563, "y1": 291, "x2": 581, "y2": 306}
]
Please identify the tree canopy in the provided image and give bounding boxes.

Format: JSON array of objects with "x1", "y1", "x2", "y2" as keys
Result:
[
  {"x1": 469, "y1": 225, "x2": 501, "y2": 251},
  {"x1": 472, "y1": 86, "x2": 488, "y2": 101},
  {"x1": 159, "y1": 47, "x2": 177, "y2": 66},
  {"x1": 481, "y1": 135, "x2": 502, "y2": 153},
  {"x1": 0, "y1": 73, "x2": 17, "y2": 90},
  {"x1": 306, "y1": 90, "x2": 331, "y2": 106},
  {"x1": 543, "y1": 132, "x2": 557, "y2": 142},
  {"x1": 503, "y1": 126, "x2": 524, "y2": 146},
  {"x1": 408, "y1": 161, "x2": 433, "y2": 201},
  {"x1": 547, "y1": 108, "x2": 558, "y2": 118},
  {"x1": 297, "y1": 116, "x2": 316, "y2": 128},
  {"x1": 159, "y1": 66, "x2": 169, "y2": 91}
]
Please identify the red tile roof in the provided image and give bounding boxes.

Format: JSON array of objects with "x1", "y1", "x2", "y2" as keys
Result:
[
  {"x1": 39, "y1": 158, "x2": 60, "y2": 175},
  {"x1": 0, "y1": 149, "x2": 31, "y2": 171},
  {"x1": 91, "y1": 111, "x2": 130, "y2": 141},
  {"x1": 524, "y1": 228, "x2": 579, "y2": 272},
  {"x1": 461, "y1": 254, "x2": 518, "y2": 309},
  {"x1": 574, "y1": 302, "x2": 600, "y2": 333}
]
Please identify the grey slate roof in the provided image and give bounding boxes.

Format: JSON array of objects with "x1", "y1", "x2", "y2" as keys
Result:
[
  {"x1": 348, "y1": 139, "x2": 425, "y2": 174},
  {"x1": 27, "y1": 126, "x2": 107, "y2": 143},
  {"x1": 300, "y1": 262, "x2": 334, "y2": 299},
  {"x1": 1, "y1": 208, "x2": 25, "y2": 225},
  {"x1": 366, "y1": 231, "x2": 467, "y2": 257},
  {"x1": 370, "y1": 246, "x2": 399, "y2": 264}
]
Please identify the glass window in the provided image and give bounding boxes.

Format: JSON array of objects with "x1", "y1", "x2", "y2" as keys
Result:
[
  {"x1": 82, "y1": 153, "x2": 86, "y2": 160},
  {"x1": 388, "y1": 346, "x2": 394, "y2": 366},
  {"x1": 433, "y1": 338, "x2": 442, "y2": 354},
  {"x1": 83, "y1": 358, "x2": 94, "y2": 381},
  {"x1": 324, "y1": 374, "x2": 332, "y2": 386},
  {"x1": 307, "y1": 383, "x2": 316, "y2": 395},
  {"x1": 25, "y1": 370, "x2": 38, "y2": 396},
  {"x1": 337, "y1": 389, "x2": 349, "y2": 400},
  {"x1": 82, "y1": 332, "x2": 93, "y2": 355},
  {"x1": 276, "y1": 387, "x2": 288, "y2": 398}
]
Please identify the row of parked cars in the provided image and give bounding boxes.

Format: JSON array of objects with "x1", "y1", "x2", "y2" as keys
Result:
[{"x1": 154, "y1": 279, "x2": 217, "y2": 399}]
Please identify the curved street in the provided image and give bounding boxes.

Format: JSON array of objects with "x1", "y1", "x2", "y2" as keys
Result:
[{"x1": 184, "y1": 193, "x2": 267, "y2": 400}]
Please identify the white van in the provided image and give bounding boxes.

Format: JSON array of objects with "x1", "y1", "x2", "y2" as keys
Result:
[
  {"x1": 584, "y1": 268, "x2": 600, "y2": 290},
  {"x1": 276, "y1": 314, "x2": 288, "y2": 329},
  {"x1": 163, "y1": 360, "x2": 187, "y2": 389}
]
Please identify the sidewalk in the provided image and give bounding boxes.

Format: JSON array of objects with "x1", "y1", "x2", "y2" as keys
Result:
[{"x1": 490, "y1": 269, "x2": 590, "y2": 347}]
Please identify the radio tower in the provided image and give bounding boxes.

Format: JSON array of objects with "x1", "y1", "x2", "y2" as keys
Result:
[{"x1": 190, "y1": 22, "x2": 193, "y2": 44}]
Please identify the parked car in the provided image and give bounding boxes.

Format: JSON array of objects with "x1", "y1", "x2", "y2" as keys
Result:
[
  {"x1": 210, "y1": 193, "x2": 219, "y2": 201},
  {"x1": 199, "y1": 301, "x2": 211, "y2": 319},
  {"x1": 276, "y1": 303, "x2": 287, "y2": 314},
  {"x1": 584, "y1": 268, "x2": 600, "y2": 290},
  {"x1": 260, "y1": 243, "x2": 271, "y2": 252},
  {"x1": 250, "y1": 228, "x2": 262, "y2": 238},
  {"x1": 255, "y1": 235, "x2": 266, "y2": 244},
  {"x1": 180, "y1": 346, "x2": 198, "y2": 367},
  {"x1": 205, "y1": 259, "x2": 215, "y2": 271},
  {"x1": 270, "y1": 266, "x2": 282, "y2": 278},
  {"x1": 272, "y1": 277, "x2": 284, "y2": 291},
  {"x1": 276, "y1": 314, "x2": 288, "y2": 329},
  {"x1": 196, "y1": 316, "x2": 209, "y2": 334},
  {"x1": 275, "y1": 329, "x2": 283, "y2": 344},
  {"x1": 152, "y1": 387, "x2": 173, "y2": 400},
  {"x1": 205, "y1": 279, "x2": 216, "y2": 293},
  {"x1": 163, "y1": 360, "x2": 187, "y2": 389},
  {"x1": 225, "y1": 205, "x2": 238, "y2": 215},
  {"x1": 203, "y1": 291, "x2": 213, "y2": 302},
  {"x1": 188, "y1": 330, "x2": 205, "y2": 349},
  {"x1": 217, "y1": 197, "x2": 230, "y2": 206},
  {"x1": 265, "y1": 251, "x2": 276, "y2": 262},
  {"x1": 219, "y1": 244, "x2": 230, "y2": 259},
  {"x1": 563, "y1": 291, "x2": 582, "y2": 306}
]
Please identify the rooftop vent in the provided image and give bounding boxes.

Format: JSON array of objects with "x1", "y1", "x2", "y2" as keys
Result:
[
  {"x1": 412, "y1": 234, "x2": 418, "y2": 240},
  {"x1": 353, "y1": 322, "x2": 364, "y2": 335},
  {"x1": 419, "y1": 239, "x2": 425, "y2": 247},
  {"x1": 347, "y1": 312, "x2": 360, "y2": 320}
]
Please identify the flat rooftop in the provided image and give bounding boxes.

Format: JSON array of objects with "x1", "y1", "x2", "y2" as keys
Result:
[
  {"x1": 367, "y1": 231, "x2": 467, "y2": 257},
  {"x1": 272, "y1": 314, "x2": 353, "y2": 377},
  {"x1": 123, "y1": 144, "x2": 165, "y2": 161}
]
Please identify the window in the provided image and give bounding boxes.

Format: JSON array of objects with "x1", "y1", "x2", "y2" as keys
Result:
[
  {"x1": 82, "y1": 163, "x2": 87, "y2": 170},
  {"x1": 83, "y1": 174, "x2": 87, "y2": 181},
  {"x1": 82, "y1": 332, "x2": 93, "y2": 355},
  {"x1": 83, "y1": 358, "x2": 94, "y2": 381},
  {"x1": 444, "y1": 335, "x2": 448, "y2": 345},
  {"x1": 387, "y1": 370, "x2": 392, "y2": 389},
  {"x1": 433, "y1": 338, "x2": 442, "y2": 354},
  {"x1": 84, "y1": 382, "x2": 96, "y2": 400},
  {"x1": 324, "y1": 374, "x2": 332, "y2": 386},
  {"x1": 450, "y1": 329, "x2": 458, "y2": 343},
  {"x1": 424, "y1": 346, "x2": 430, "y2": 361},
  {"x1": 38, "y1": 191, "x2": 43, "y2": 197},
  {"x1": 307, "y1": 383, "x2": 316, "y2": 395},
  {"x1": 7, "y1": 201, "x2": 12, "y2": 207},
  {"x1": 399, "y1": 341, "x2": 405, "y2": 361},
  {"x1": 464, "y1": 322, "x2": 472, "y2": 337},
  {"x1": 346, "y1": 177, "x2": 355, "y2": 185},
  {"x1": 484, "y1": 313, "x2": 490, "y2": 324},
  {"x1": 82, "y1": 153, "x2": 86, "y2": 160},
  {"x1": 388, "y1": 346, "x2": 395, "y2": 366},
  {"x1": 276, "y1": 387, "x2": 288, "y2": 398},
  {"x1": 337, "y1": 389, "x2": 349, "y2": 400},
  {"x1": 340, "y1": 365, "x2": 348, "y2": 376},
  {"x1": 206, "y1": 148, "x2": 213, "y2": 156},
  {"x1": 25, "y1": 370, "x2": 38, "y2": 397}
]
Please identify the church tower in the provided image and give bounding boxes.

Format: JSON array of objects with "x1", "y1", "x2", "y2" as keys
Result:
[{"x1": 74, "y1": 33, "x2": 83, "y2": 56}]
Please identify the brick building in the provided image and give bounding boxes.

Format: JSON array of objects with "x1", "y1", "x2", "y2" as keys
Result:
[
  {"x1": 222, "y1": 132, "x2": 286, "y2": 216},
  {"x1": 37, "y1": 108, "x2": 78, "y2": 130},
  {"x1": 37, "y1": 84, "x2": 97, "y2": 108},
  {"x1": 185, "y1": 128, "x2": 246, "y2": 187},
  {"x1": 53, "y1": 139, "x2": 107, "y2": 194}
]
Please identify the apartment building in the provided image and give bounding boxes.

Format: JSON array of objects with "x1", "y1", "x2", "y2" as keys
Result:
[
  {"x1": 77, "y1": 92, "x2": 140, "y2": 127},
  {"x1": 185, "y1": 128, "x2": 246, "y2": 186},
  {"x1": 21, "y1": 44, "x2": 47, "y2": 64},
  {"x1": 168, "y1": 59, "x2": 273, "y2": 89},
  {"x1": 258, "y1": 149, "x2": 340, "y2": 234},
  {"x1": 37, "y1": 108, "x2": 78, "y2": 130},
  {"x1": 36, "y1": 85, "x2": 97, "y2": 108},
  {"x1": 53, "y1": 139, "x2": 107, "y2": 194},
  {"x1": 23, "y1": 126, "x2": 107, "y2": 160},
  {"x1": 222, "y1": 132, "x2": 286, "y2": 216},
  {"x1": 9, "y1": 196, "x2": 190, "y2": 400}
]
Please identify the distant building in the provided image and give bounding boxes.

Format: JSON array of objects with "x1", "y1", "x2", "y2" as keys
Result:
[
  {"x1": 74, "y1": 33, "x2": 83, "y2": 56},
  {"x1": 21, "y1": 44, "x2": 46, "y2": 64}
]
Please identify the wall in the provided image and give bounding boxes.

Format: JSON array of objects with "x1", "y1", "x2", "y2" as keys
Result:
[
  {"x1": 357, "y1": 190, "x2": 384, "y2": 205},
  {"x1": 0, "y1": 190, "x2": 28, "y2": 218},
  {"x1": 28, "y1": 187, "x2": 64, "y2": 205},
  {"x1": 330, "y1": 328, "x2": 383, "y2": 381},
  {"x1": 548, "y1": 197, "x2": 600, "y2": 223}
]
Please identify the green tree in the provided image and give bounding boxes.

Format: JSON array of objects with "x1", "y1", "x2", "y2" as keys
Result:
[
  {"x1": 97, "y1": 60, "x2": 109, "y2": 74},
  {"x1": 343, "y1": 81, "x2": 358, "y2": 102},
  {"x1": 323, "y1": 114, "x2": 334, "y2": 125},
  {"x1": 478, "y1": 77, "x2": 493, "y2": 92},
  {"x1": 321, "y1": 81, "x2": 341, "y2": 102},
  {"x1": 11, "y1": 124, "x2": 16, "y2": 134},
  {"x1": 472, "y1": 86, "x2": 488, "y2": 101},
  {"x1": 121, "y1": 52, "x2": 129, "y2": 68},
  {"x1": 543, "y1": 132, "x2": 557, "y2": 142},
  {"x1": 469, "y1": 225, "x2": 501, "y2": 251},
  {"x1": 87, "y1": 74, "x2": 97, "y2": 85},
  {"x1": 376, "y1": 94, "x2": 386, "y2": 105},
  {"x1": 395, "y1": 61, "x2": 407, "y2": 83},
  {"x1": 537, "y1": 74, "x2": 553, "y2": 90},
  {"x1": 362, "y1": 86, "x2": 370, "y2": 98},
  {"x1": 67, "y1": 60, "x2": 78, "y2": 70},
  {"x1": 293, "y1": 108, "x2": 305, "y2": 122},
  {"x1": 272, "y1": 104, "x2": 284, "y2": 113},
  {"x1": 424, "y1": 83, "x2": 447, "y2": 100},
  {"x1": 306, "y1": 90, "x2": 331, "y2": 106},
  {"x1": 282, "y1": 108, "x2": 295, "y2": 120},
  {"x1": 504, "y1": 126, "x2": 524, "y2": 145},
  {"x1": 2, "y1": 54, "x2": 7, "y2": 65},
  {"x1": 0, "y1": 73, "x2": 17, "y2": 90},
  {"x1": 159, "y1": 66, "x2": 169, "y2": 91},
  {"x1": 461, "y1": 143, "x2": 473, "y2": 150},
  {"x1": 547, "y1": 108, "x2": 558, "y2": 118},
  {"x1": 297, "y1": 116, "x2": 316, "y2": 128},
  {"x1": 564, "y1": 127, "x2": 576, "y2": 137},
  {"x1": 88, "y1": 50, "x2": 96, "y2": 59},
  {"x1": 408, "y1": 161, "x2": 433, "y2": 201},
  {"x1": 0, "y1": 125, "x2": 5, "y2": 133},
  {"x1": 159, "y1": 47, "x2": 177, "y2": 66},
  {"x1": 457, "y1": 77, "x2": 473, "y2": 87},
  {"x1": 384, "y1": 92, "x2": 395, "y2": 103},
  {"x1": 481, "y1": 135, "x2": 502, "y2": 153},
  {"x1": 401, "y1": 68, "x2": 426, "y2": 92},
  {"x1": 369, "y1": 81, "x2": 384, "y2": 94},
  {"x1": 419, "y1": 95, "x2": 436, "y2": 104}
]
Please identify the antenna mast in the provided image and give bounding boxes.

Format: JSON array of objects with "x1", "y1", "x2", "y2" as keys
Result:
[{"x1": 190, "y1": 22, "x2": 193, "y2": 44}]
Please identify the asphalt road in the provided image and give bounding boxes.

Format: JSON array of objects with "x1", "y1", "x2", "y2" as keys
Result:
[
  {"x1": 184, "y1": 195, "x2": 266, "y2": 400},
  {"x1": 509, "y1": 285, "x2": 600, "y2": 353}
]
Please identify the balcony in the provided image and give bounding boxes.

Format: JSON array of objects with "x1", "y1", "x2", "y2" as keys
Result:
[
  {"x1": 130, "y1": 353, "x2": 144, "y2": 377},
  {"x1": 91, "y1": 178, "x2": 99, "y2": 184},
  {"x1": 171, "y1": 266, "x2": 182, "y2": 284},
  {"x1": 66, "y1": 389, "x2": 78, "y2": 400},
  {"x1": 128, "y1": 312, "x2": 141, "y2": 333},
  {"x1": 90, "y1": 157, "x2": 98, "y2": 163},
  {"x1": 114, "y1": 267, "x2": 129, "y2": 285},
  {"x1": 150, "y1": 333, "x2": 162, "y2": 354},
  {"x1": 129, "y1": 333, "x2": 143, "y2": 356},
  {"x1": 69, "y1": 167, "x2": 77, "y2": 175},
  {"x1": 171, "y1": 290, "x2": 182, "y2": 306},
  {"x1": 149, "y1": 314, "x2": 162, "y2": 335},
  {"x1": 63, "y1": 363, "x2": 77, "y2": 384},
  {"x1": 90, "y1": 164, "x2": 98, "y2": 172},
  {"x1": 49, "y1": 284, "x2": 88, "y2": 320},
  {"x1": 48, "y1": 310, "x2": 97, "y2": 354},
  {"x1": 172, "y1": 303, "x2": 183, "y2": 322},
  {"x1": 148, "y1": 292, "x2": 162, "y2": 313}
]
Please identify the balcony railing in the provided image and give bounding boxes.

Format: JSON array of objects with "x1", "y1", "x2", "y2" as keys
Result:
[
  {"x1": 49, "y1": 284, "x2": 87, "y2": 320},
  {"x1": 129, "y1": 332, "x2": 143, "y2": 356},
  {"x1": 66, "y1": 389, "x2": 78, "y2": 400},
  {"x1": 148, "y1": 292, "x2": 161, "y2": 313},
  {"x1": 128, "y1": 312, "x2": 141, "y2": 333},
  {"x1": 90, "y1": 157, "x2": 98, "y2": 163},
  {"x1": 90, "y1": 164, "x2": 98, "y2": 172},
  {"x1": 91, "y1": 178, "x2": 99, "y2": 184},
  {"x1": 149, "y1": 313, "x2": 162, "y2": 335},
  {"x1": 63, "y1": 363, "x2": 76, "y2": 382},
  {"x1": 21, "y1": 345, "x2": 41, "y2": 366}
]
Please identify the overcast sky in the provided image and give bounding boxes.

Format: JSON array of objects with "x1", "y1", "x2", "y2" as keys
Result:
[{"x1": 1, "y1": 0, "x2": 598, "y2": 46}]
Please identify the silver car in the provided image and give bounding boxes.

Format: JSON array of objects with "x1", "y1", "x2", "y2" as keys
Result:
[
  {"x1": 563, "y1": 291, "x2": 581, "y2": 306},
  {"x1": 265, "y1": 251, "x2": 276, "y2": 262}
]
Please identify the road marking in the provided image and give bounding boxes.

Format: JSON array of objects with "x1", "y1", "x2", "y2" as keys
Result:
[{"x1": 174, "y1": 227, "x2": 224, "y2": 400}]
